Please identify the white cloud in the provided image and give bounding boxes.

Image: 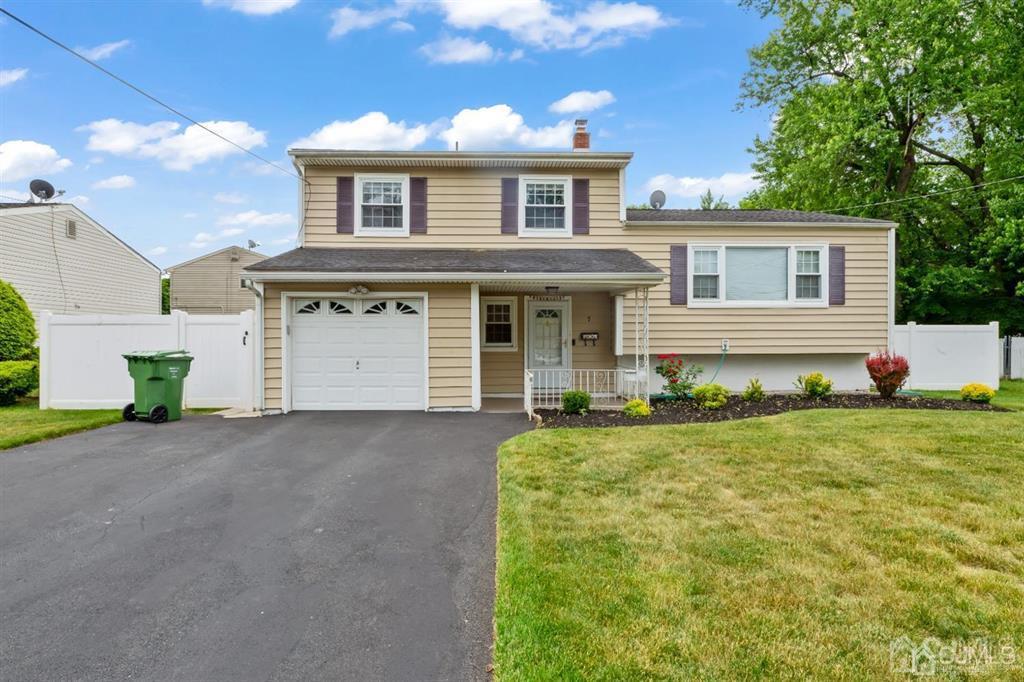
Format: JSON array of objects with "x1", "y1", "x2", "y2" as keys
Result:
[
  {"x1": 331, "y1": 0, "x2": 677, "y2": 53},
  {"x1": 390, "y1": 20, "x2": 415, "y2": 32},
  {"x1": 68, "y1": 195, "x2": 90, "y2": 205},
  {"x1": 77, "y1": 40, "x2": 131, "y2": 61},
  {"x1": 214, "y1": 191, "x2": 247, "y2": 204},
  {"x1": 217, "y1": 210, "x2": 293, "y2": 227},
  {"x1": 202, "y1": 0, "x2": 300, "y2": 16},
  {"x1": 189, "y1": 227, "x2": 249, "y2": 249},
  {"x1": 549, "y1": 89, "x2": 616, "y2": 114},
  {"x1": 0, "y1": 140, "x2": 73, "y2": 182},
  {"x1": 438, "y1": 0, "x2": 671, "y2": 51},
  {"x1": 147, "y1": 246, "x2": 168, "y2": 256},
  {"x1": 292, "y1": 112, "x2": 431, "y2": 150},
  {"x1": 271, "y1": 236, "x2": 294, "y2": 245},
  {"x1": 439, "y1": 104, "x2": 571, "y2": 150},
  {"x1": 329, "y1": 5, "x2": 409, "y2": 38},
  {"x1": 645, "y1": 172, "x2": 759, "y2": 202},
  {"x1": 92, "y1": 174, "x2": 136, "y2": 190},
  {"x1": 0, "y1": 188, "x2": 31, "y2": 202},
  {"x1": 78, "y1": 118, "x2": 266, "y2": 171},
  {"x1": 183, "y1": 212, "x2": 199, "y2": 219},
  {"x1": 0, "y1": 68, "x2": 28, "y2": 88},
  {"x1": 420, "y1": 36, "x2": 496, "y2": 64}
]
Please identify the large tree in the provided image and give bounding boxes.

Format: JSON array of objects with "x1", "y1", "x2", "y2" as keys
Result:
[{"x1": 738, "y1": 0, "x2": 1024, "y2": 332}]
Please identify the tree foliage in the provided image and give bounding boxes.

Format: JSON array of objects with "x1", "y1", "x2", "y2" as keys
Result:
[
  {"x1": 699, "y1": 189, "x2": 731, "y2": 210},
  {"x1": 738, "y1": 0, "x2": 1024, "y2": 332}
]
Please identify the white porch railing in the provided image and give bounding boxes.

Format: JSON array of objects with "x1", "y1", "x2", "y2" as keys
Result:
[{"x1": 524, "y1": 368, "x2": 648, "y2": 416}]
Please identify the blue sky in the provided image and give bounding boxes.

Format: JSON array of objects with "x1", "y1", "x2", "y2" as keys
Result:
[{"x1": 1, "y1": 0, "x2": 775, "y2": 268}]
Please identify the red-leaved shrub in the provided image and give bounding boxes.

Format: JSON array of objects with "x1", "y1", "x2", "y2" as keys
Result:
[{"x1": 865, "y1": 351, "x2": 910, "y2": 398}]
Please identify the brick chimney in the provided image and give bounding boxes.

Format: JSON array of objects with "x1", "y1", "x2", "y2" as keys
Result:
[{"x1": 572, "y1": 119, "x2": 590, "y2": 151}]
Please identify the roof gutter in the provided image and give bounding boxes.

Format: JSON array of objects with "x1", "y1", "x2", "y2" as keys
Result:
[{"x1": 241, "y1": 270, "x2": 664, "y2": 285}]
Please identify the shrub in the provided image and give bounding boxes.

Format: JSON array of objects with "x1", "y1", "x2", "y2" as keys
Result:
[
  {"x1": 623, "y1": 398, "x2": 651, "y2": 418},
  {"x1": 655, "y1": 353, "x2": 703, "y2": 399},
  {"x1": 795, "y1": 372, "x2": 834, "y2": 399},
  {"x1": 0, "y1": 279, "x2": 36, "y2": 361},
  {"x1": 865, "y1": 351, "x2": 910, "y2": 398},
  {"x1": 693, "y1": 383, "x2": 729, "y2": 410},
  {"x1": 960, "y1": 383, "x2": 995, "y2": 403},
  {"x1": 741, "y1": 377, "x2": 765, "y2": 402},
  {"x1": 561, "y1": 390, "x2": 591, "y2": 415},
  {"x1": 0, "y1": 360, "x2": 38, "y2": 406}
]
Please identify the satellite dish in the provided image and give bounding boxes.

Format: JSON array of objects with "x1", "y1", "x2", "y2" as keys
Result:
[
  {"x1": 29, "y1": 179, "x2": 56, "y2": 201},
  {"x1": 649, "y1": 190, "x2": 666, "y2": 210},
  {"x1": 247, "y1": 239, "x2": 261, "y2": 249}
]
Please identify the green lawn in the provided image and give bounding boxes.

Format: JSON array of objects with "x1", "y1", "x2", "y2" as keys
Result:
[
  {"x1": 496, "y1": 408, "x2": 1024, "y2": 680},
  {"x1": 921, "y1": 378, "x2": 1023, "y2": 411},
  {"x1": 0, "y1": 399, "x2": 221, "y2": 450}
]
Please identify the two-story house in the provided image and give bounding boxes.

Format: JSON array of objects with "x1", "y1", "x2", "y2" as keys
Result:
[{"x1": 242, "y1": 122, "x2": 896, "y2": 413}]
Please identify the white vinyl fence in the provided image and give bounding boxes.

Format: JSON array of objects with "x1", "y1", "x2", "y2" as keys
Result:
[
  {"x1": 1007, "y1": 337, "x2": 1024, "y2": 380},
  {"x1": 38, "y1": 310, "x2": 254, "y2": 410},
  {"x1": 893, "y1": 322, "x2": 1000, "y2": 390}
]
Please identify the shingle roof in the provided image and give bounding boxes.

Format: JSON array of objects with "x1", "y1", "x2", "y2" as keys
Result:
[
  {"x1": 626, "y1": 208, "x2": 893, "y2": 225},
  {"x1": 245, "y1": 247, "x2": 662, "y2": 275}
]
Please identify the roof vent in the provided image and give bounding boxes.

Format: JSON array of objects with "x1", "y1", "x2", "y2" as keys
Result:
[{"x1": 65, "y1": 219, "x2": 77, "y2": 239}]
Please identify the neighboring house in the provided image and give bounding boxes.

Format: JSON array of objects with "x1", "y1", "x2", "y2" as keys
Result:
[
  {"x1": 242, "y1": 121, "x2": 895, "y2": 413},
  {"x1": 0, "y1": 202, "x2": 161, "y2": 316},
  {"x1": 167, "y1": 245, "x2": 266, "y2": 314}
]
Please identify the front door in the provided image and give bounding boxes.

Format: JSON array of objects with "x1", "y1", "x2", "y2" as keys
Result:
[{"x1": 527, "y1": 299, "x2": 570, "y2": 389}]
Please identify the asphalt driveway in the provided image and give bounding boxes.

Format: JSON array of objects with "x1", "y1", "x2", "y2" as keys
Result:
[{"x1": 0, "y1": 411, "x2": 527, "y2": 681}]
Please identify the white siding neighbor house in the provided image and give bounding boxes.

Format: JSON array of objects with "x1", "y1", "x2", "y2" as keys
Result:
[{"x1": 0, "y1": 202, "x2": 161, "y2": 316}]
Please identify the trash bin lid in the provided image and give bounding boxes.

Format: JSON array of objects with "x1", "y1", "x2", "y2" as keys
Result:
[{"x1": 122, "y1": 350, "x2": 193, "y2": 360}]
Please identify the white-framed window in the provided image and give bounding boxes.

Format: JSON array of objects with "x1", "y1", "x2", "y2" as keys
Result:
[
  {"x1": 480, "y1": 296, "x2": 517, "y2": 350},
  {"x1": 518, "y1": 176, "x2": 572, "y2": 237},
  {"x1": 355, "y1": 174, "x2": 409, "y2": 237},
  {"x1": 687, "y1": 244, "x2": 828, "y2": 308}
]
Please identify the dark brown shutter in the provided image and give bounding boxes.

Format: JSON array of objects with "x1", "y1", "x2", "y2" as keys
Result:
[
  {"x1": 336, "y1": 176, "x2": 354, "y2": 234},
  {"x1": 572, "y1": 178, "x2": 590, "y2": 234},
  {"x1": 501, "y1": 178, "x2": 518, "y2": 234},
  {"x1": 829, "y1": 245, "x2": 846, "y2": 305},
  {"x1": 410, "y1": 177, "x2": 427, "y2": 234},
  {"x1": 670, "y1": 244, "x2": 687, "y2": 305}
]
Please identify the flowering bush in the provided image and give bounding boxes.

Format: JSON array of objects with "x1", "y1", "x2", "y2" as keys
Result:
[
  {"x1": 865, "y1": 351, "x2": 910, "y2": 398},
  {"x1": 795, "y1": 372, "x2": 834, "y2": 399},
  {"x1": 693, "y1": 383, "x2": 729, "y2": 410},
  {"x1": 623, "y1": 398, "x2": 651, "y2": 418},
  {"x1": 741, "y1": 377, "x2": 765, "y2": 402},
  {"x1": 655, "y1": 353, "x2": 703, "y2": 399},
  {"x1": 960, "y1": 383, "x2": 995, "y2": 403}
]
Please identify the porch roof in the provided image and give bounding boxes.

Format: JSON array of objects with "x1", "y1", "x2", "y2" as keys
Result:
[{"x1": 243, "y1": 247, "x2": 664, "y2": 286}]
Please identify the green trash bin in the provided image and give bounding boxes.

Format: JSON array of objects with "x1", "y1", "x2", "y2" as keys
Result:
[{"x1": 122, "y1": 350, "x2": 194, "y2": 423}]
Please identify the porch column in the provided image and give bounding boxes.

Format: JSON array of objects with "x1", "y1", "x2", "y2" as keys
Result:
[{"x1": 641, "y1": 286, "x2": 650, "y2": 402}]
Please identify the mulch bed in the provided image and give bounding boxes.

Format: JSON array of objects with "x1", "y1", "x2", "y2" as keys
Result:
[{"x1": 536, "y1": 393, "x2": 1006, "y2": 429}]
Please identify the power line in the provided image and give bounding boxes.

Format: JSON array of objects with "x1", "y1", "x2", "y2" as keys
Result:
[
  {"x1": 818, "y1": 173, "x2": 1024, "y2": 214},
  {"x1": 0, "y1": 7, "x2": 300, "y2": 183}
]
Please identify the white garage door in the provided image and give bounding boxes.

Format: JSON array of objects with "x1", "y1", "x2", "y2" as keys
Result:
[{"x1": 289, "y1": 297, "x2": 425, "y2": 410}]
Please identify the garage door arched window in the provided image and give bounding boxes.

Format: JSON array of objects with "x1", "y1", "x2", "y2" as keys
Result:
[
  {"x1": 362, "y1": 300, "x2": 388, "y2": 315},
  {"x1": 395, "y1": 300, "x2": 420, "y2": 315},
  {"x1": 295, "y1": 300, "x2": 321, "y2": 315}
]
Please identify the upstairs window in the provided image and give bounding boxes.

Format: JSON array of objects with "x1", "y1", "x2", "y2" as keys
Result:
[
  {"x1": 355, "y1": 174, "x2": 409, "y2": 237},
  {"x1": 519, "y1": 176, "x2": 572, "y2": 237}
]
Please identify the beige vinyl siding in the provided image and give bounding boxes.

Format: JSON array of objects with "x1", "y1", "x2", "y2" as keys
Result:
[
  {"x1": 0, "y1": 204, "x2": 160, "y2": 316},
  {"x1": 300, "y1": 166, "x2": 890, "y2": 354},
  {"x1": 261, "y1": 282, "x2": 472, "y2": 410},
  {"x1": 481, "y1": 292, "x2": 617, "y2": 395},
  {"x1": 168, "y1": 247, "x2": 265, "y2": 314}
]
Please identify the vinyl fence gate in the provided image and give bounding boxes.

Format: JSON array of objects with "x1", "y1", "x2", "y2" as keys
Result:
[{"x1": 38, "y1": 310, "x2": 255, "y2": 410}]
